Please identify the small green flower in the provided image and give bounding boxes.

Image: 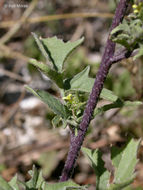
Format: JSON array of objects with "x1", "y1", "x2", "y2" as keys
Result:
[{"x1": 63, "y1": 92, "x2": 86, "y2": 119}]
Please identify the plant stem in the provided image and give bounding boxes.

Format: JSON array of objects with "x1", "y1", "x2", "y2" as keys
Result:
[
  {"x1": 60, "y1": 0, "x2": 130, "y2": 182},
  {"x1": 110, "y1": 48, "x2": 138, "y2": 63}
]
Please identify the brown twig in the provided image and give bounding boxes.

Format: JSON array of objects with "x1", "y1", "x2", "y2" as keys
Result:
[
  {"x1": 0, "y1": 12, "x2": 113, "y2": 29},
  {"x1": 0, "y1": 0, "x2": 38, "y2": 44},
  {"x1": 0, "y1": 68, "x2": 28, "y2": 82},
  {"x1": 0, "y1": 44, "x2": 30, "y2": 62}
]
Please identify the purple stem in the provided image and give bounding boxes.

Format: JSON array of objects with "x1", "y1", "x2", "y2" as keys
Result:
[
  {"x1": 60, "y1": 0, "x2": 130, "y2": 182},
  {"x1": 110, "y1": 48, "x2": 138, "y2": 63}
]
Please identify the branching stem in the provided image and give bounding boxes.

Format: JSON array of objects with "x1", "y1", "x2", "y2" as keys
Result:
[{"x1": 60, "y1": 0, "x2": 130, "y2": 182}]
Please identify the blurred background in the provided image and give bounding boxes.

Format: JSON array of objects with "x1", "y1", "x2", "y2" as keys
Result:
[{"x1": 0, "y1": 0, "x2": 143, "y2": 189}]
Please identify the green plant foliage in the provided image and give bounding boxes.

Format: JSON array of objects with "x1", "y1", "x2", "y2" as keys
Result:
[
  {"x1": 23, "y1": 34, "x2": 142, "y2": 188},
  {"x1": 0, "y1": 176, "x2": 14, "y2": 190},
  {"x1": 82, "y1": 147, "x2": 110, "y2": 190},
  {"x1": 134, "y1": 44, "x2": 143, "y2": 60},
  {"x1": 107, "y1": 179, "x2": 134, "y2": 190},
  {"x1": 111, "y1": 139, "x2": 140, "y2": 185},
  {"x1": 64, "y1": 66, "x2": 120, "y2": 102},
  {"x1": 110, "y1": 1, "x2": 143, "y2": 59},
  {"x1": 45, "y1": 181, "x2": 87, "y2": 190},
  {"x1": 40, "y1": 36, "x2": 84, "y2": 72},
  {"x1": 8, "y1": 176, "x2": 20, "y2": 190},
  {"x1": 110, "y1": 19, "x2": 141, "y2": 50},
  {"x1": 52, "y1": 115, "x2": 63, "y2": 128},
  {"x1": 0, "y1": 166, "x2": 87, "y2": 190},
  {"x1": 29, "y1": 58, "x2": 63, "y2": 88},
  {"x1": 124, "y1": 187, "x2": 143, "y2": 190},
  {"x1": 94, "y1": 99, "x2": 142, "y2": 117},
  {"x1": 25, "y1": 166, "x2": 44, "y2": 189},
  {"x1": 32, "y1": 32, "x2": 50, "y2": 61},
  {"x1": 64, "y1": 66, "x2": 94, "y2": 92},
  {"x1": 25, "y1": 86, "x2": 70, "y2": 119},
  {"x1": 82, "y1": 139, "x2": 140, "y2": 190},
  {"x1": 0, "y1": 0, "x2": 142, "y2": 187},
  {"x1": 0, "y1": 175, "x2": 21, "y2": 190},
  {"x1": 27, "y1": 36, "x2": 142, "y2": 132}
]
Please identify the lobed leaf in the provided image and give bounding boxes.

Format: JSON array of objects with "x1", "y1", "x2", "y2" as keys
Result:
[{"x1": 40, "y1": 36, "x2": 84, "y2": 72}]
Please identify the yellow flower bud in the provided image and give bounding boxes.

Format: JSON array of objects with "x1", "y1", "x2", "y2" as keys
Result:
[
  {"x1": 132, "y1": 4, "x2": 138, "y2": 9},
  {"x1": 134, "y1": 9, "x2": 139, "y2": 13},
  {"x1": 63, "y1": 94, "x2": 72, "y2": 100}
]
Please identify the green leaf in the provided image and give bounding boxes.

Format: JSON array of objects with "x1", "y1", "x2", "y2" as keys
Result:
[
  {"x1": 110, "y1": 19, "x2": 130, "y2": 36},
  {"x1": 52, "y1": 115, "x2": 62, "y2": 128},
  {"x1": 93, "y1": 99, "x2": 142, "y2": 117},
  {"x1": 8, "y1": 176, "x2": 20, "y2": 190},
  {"x1": 101, "y1": 88, "x2": 119, "y2": 102},
  {"x1": 133, "y1": 44, "x2": 143, "y2": 60},
  {"x1": 32, "y1": 32, "x2": 50, "y2": 61},
  {"x1": 29, "y1": 58, "x2": 63, "y2": 88},
  {"x1": 44, "y1": 180, "x2": 86, "y2": 190},
  {"x1": 111, "y1": 146, "x2": 124, "y2": 170},
  {"x1": 0, "y1": 167, "x2": 87, "y2": 190},
  {"x1": 107, "y1": 178, "x2": 134, "y2": 190},
  {"x1": 64, "y1": 66, "x2": 119, "y2": 102},
  {"x1": 123, "y1": 101, "x2": 143, "y2": 106},
  {"x1": 82, "y1": 147, "x2": 110, "y2": 190},
  {"x1": 26, "y1": 166, "x2": 44, "y2": 189},
  {"x1": 93, "y1": 99, "x2": 121, "y2": 117},
  {"x1": 111, "y1": 139, "x2": 140, "y2": 184},
  {"x1": 110, "y1": 15, "x2": 143, "y2": 51},
  {"x1": 64, "y1": 66, "x2": 94, "y2": 92},
  {"x1": 41, "y1": 36, "x2": 84, "y2": 72},
  {"x1": 0, "y1": 176, "x2": 13, "y2": 190},
  {"x1": 25, "y1": 86, "x2": 70, "y2": 119}
]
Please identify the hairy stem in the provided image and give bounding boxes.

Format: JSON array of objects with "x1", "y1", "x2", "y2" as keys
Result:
[
  {"x1": 110, "y1": 48, "x2": 138, "y2": 63},
  {"x1": 60, "y1": 0, "x2": 130, "y2": 182}
]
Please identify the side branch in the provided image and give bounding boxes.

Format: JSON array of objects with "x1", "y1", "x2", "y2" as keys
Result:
[
  {"x1": 60, "y1": 0, "x2": 130, "y2": 182},
  {"x1": 111, "y1": 49, "x2": 138, "y2": 63}
]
